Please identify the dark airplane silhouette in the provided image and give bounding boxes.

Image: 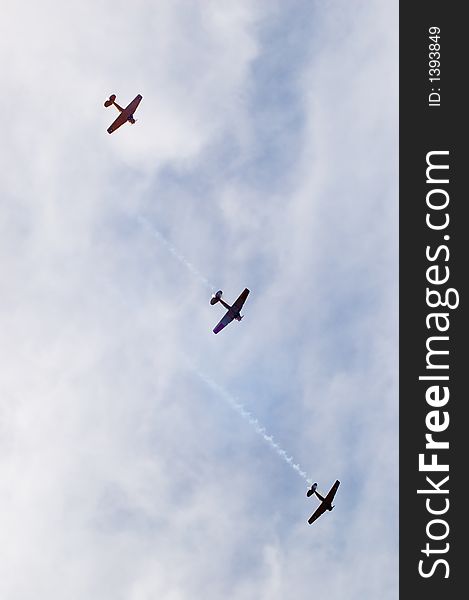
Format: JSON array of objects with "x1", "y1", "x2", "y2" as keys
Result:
[{"x1": 307, "y1": 480, "x2": 340, "y2": 525}]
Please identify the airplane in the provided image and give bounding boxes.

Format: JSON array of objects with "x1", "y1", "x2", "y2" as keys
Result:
[
  {"x1": 307, "y1": 479, "x2": 340, "y2": 525},
  {"x1": 210, "y1": 288, "x2": 250, "y2": 334},
  {"x1": 104, "y1": 93, "x2": 143, "y2": 134}
]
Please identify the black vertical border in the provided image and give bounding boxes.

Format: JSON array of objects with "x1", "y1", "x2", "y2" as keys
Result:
[{"x1": 400, "y1": 2, "x2": 464, "y2": 596}]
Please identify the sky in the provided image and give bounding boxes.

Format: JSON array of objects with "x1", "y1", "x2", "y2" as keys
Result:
[{"x1": 0, "y1": 1, "x2": 398, "y2": 598}]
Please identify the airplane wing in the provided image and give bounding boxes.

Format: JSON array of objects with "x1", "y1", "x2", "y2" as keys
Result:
[
  {"x1": 107, "y1": 112, "x2": 129, "y2": 134},
  {"x1": 231, "y1": 288, "x2": 250, "y2": 313},
  {"x1": 324, "y1": 480, "x2": 340, "y2": 504},
  {"x1": 213, "y1": 311, "x2": 235, "y2": 334},
  {"x1": 107, "y1": 94, "x2": 143, "y2": 134},
  {"x1": 308, "y1": 502, "x2": 328, "y2": 525}
]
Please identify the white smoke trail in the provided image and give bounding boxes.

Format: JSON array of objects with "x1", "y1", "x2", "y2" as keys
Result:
[
  {"x1": 136, "y1": 215, "x2": 313, "y2": 486},
  {"x1": 193, "y1": 366, "x2": 314, "y2": 486},
  {"x1": 136, "y1": 215, "x2": 216, "y2": 292}
]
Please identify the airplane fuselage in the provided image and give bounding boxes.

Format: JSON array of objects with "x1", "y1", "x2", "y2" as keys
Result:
[
  {"x1": 111, "y1": 101, "x2": 124, "y2": 113},
  {"x1": 110, "y1": 101, "x2": 136, "y2": 123},
  {"x1": 218, "y1": 298, "x2": 231, "y2": 311},
  {"x1": 218, "y1": 298, "x2": 241, "y2": 319},
  {"x1": 315, "y1": 490, "x2": 334, "y2": 510}
]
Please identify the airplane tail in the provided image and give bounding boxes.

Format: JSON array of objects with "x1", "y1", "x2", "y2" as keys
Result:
[
  {"x1": 104, "y1": 94, "x2": 117, "y2": 108},
  {"x1": 210, "y1": 290, "x2": 223, "y2": 305},
  {"x1": 315, "y1": 491, "x2": 325, "y2": 502}
]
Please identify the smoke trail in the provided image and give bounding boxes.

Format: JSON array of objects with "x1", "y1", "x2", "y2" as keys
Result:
[
  {"x1": 193, "y1": 365, "x2": 314, "y2": 486},
  {"x1": 136, "y1": 215, "x2": 313, "y2": 486},
  {"x1": 137, "y1": 215, "x2": 216, "y2": 292}
]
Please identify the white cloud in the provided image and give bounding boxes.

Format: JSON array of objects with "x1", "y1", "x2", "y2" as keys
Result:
[{"x1": 1, "y1": 1, "x2": 397, "y2": 598}]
